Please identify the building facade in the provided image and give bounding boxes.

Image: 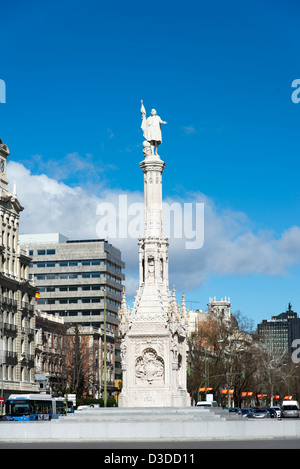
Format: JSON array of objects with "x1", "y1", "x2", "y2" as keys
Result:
[
  {"x1": 0, "y1": 139, "x2": 38, "y2": 399},
  {"x1": 35, "y1": 310, "x2": 67, "y2": 393},
  {"x1": 188, "y1": 297, "x2": 232, "y2": 335},
  {"x1": 207, "y1": 297, "x2": 232, "y2": 323},
  {"x1": 65, "y1": 324, "x2": 116, "y2": 398},
  {"x1": 258, "y1": 303, "x2": 300, "y2": 356},
  {"x1": 20, "y1": 233, "x2": 124, "y2": 381}
]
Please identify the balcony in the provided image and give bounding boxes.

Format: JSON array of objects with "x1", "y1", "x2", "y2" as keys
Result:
[
  {"x1": 1, "y1": 297, "x2": 18, "y2": 308},
  {"x1": 4, "y1": 351, "x2": 18, "y2": 363},
  {"x1": 21, "y1": 301, "x2": 35, "y2": 313},
  {"x1": 2, "y1": 322, "x2": 17, "y2": 334}
]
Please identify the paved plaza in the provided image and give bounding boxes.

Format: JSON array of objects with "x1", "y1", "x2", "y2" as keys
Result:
[{"x1": 1, "y1": 407, "x2": 300, "y2": 443}]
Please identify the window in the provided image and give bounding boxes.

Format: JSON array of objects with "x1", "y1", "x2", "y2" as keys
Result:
[
  {"x1": 37, "y1": 261, "x2": 56, "y2": 267},
  {"x1": 82, "y1": 259, "x2": 101, "y2": 266},
  {"x1": 37, "y1": 250, "x2": 46, "y2": 255},
  {"x1": 47, "y1": 249, "x2": 55, "y2": 255},
  {"x1": 46, "y1": 274, "x2": 56, "y2": 279},
  {"x1": 59, "y1": 261, "x2": 78, "y2": 267}
]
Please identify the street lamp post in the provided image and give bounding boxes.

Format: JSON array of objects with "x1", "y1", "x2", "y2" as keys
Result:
[{"x1": 103, "y1": 290, "x2": 107, "y2": 407}]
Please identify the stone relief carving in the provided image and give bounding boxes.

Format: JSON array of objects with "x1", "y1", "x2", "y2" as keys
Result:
[{"x1": 135, "y1": 348, "x2": 164, "y2": 386}]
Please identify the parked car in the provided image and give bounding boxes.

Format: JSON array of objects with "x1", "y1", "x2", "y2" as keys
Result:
[
  {"x1": 248, "y1": 409, "x2": 270, "y2": 419},
  {"x1": 266, "y1": 408, "x2": 277, "y2": 418},
  {"x1": 281, "y1": 401, "x2": 300, "y2": 418},
  {"x1": 228, "y1": 407, "x2": 242, "y2": 415},
  {"x1": 196, "y1": 401, "x2": 218, "y2": 408},
  {"x1": 241, "y1": 408, "x2": 253, "y2": 418},
  {"x1": 268, "y1": 406, "x2": 281, "y2": 418},
  {"x1": 76, "y1": 405, "x2": 89, "y2": 411}
]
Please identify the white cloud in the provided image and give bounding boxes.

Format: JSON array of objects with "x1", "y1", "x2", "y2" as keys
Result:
[
  {"x1": 8, "y1": 162, "x2": 99, "y2": 238},
  {"x1": 7, "y1": 161, "x2": 300, "y2": 298},
  {"x1": 181, "y1": 125, "x2": 198, "y2": 135}
]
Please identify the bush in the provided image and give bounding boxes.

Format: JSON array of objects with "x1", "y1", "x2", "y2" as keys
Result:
[{"x1": 106, "y1": 397, "x2": 118, "y2": 407}]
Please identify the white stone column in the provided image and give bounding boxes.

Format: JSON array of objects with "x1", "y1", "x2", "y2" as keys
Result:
[{"x1": 140, "y1": 156, "x2": 165, "y2": 240}]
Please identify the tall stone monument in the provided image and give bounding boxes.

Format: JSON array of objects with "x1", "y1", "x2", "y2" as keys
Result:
[{"x1": 118, "y1": 103, "x2": 190, "y2": 407}]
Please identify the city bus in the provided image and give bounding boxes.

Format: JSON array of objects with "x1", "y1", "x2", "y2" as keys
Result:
[
  {"x1": 54, "y1": 397, "x2": 67, "y2": 417},
  {"x1": 5, "y1": 394, "x2": 66, "y2": 421}
]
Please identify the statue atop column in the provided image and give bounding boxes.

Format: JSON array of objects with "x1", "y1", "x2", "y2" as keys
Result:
[
  {"x1": 118, "y1": 103, "x2": 190, "y2": 407},
  {"x1": 141, "y1": 100, "x2": 167, "y2": 156}
]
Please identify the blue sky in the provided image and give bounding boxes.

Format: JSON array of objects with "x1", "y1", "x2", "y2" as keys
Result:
[{"x1": 1, "y1": 0, "x2": 300, "y2": 325}]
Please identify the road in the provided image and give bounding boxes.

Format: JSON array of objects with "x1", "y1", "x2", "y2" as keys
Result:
[{"x1": 0, "y1": 438, "x2": 300, "y2": 449}]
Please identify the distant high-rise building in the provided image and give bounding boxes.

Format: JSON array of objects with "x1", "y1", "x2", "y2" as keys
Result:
[{"x1": 257, "y1": 303, "x2": 300, "y2": 356}]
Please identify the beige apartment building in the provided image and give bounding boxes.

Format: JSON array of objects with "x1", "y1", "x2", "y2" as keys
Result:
[{"x1": 0, "y1": 139, "x2": 38, "y2": 399}]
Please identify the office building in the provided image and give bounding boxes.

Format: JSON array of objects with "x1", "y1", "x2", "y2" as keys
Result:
[
  {"x1": 19, "y1": 234, "x2": 125, "y2": 328},
  {"x1": 20, "y1": 233, "x2": 125, "y2": 381},
  {"x1": 257, "y1": 303, "x2": 300, "y2": 356}
]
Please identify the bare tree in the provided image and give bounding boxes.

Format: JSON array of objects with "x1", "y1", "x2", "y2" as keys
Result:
[{"x1": 187, "y1": 310, "x2": 260, "y2": 406}]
